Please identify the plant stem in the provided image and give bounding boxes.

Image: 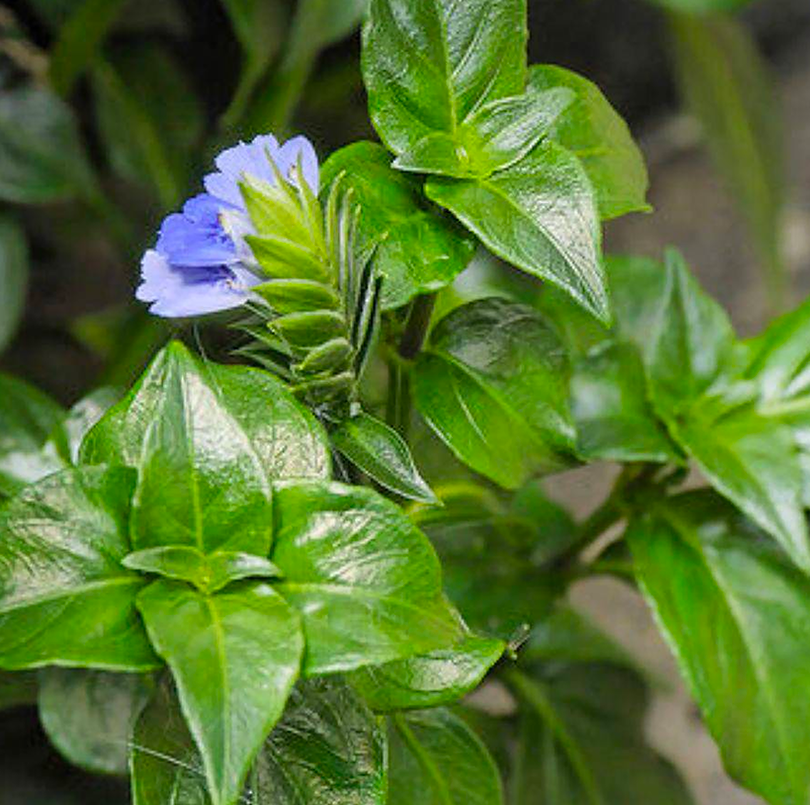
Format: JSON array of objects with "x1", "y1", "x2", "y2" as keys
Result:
[{"x1": 386, "y1": 294, "x2": 437, "y2": 440}]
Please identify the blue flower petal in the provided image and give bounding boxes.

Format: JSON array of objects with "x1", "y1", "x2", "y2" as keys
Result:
[
  {"x1": 275, "y1": 135, "x2": 319, "y2": 192},
  {"x1": 136, "y1": 250, "x2": 256, "y2": 318},
  {"x1": 156, "y1": 193, "x2": 237, "y2": 267},
  {"x1": 204, "y1": 134, "x2": 280, "y2": 207}
]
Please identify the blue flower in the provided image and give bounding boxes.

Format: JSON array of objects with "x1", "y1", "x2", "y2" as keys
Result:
[{"x1": 136, "y1": 134, "x2": 319, "y2": 318}]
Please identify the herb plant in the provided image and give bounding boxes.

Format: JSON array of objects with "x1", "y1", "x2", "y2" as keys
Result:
[{"x1": 0, "y1": 1, "x2": 806, "y2": 804}]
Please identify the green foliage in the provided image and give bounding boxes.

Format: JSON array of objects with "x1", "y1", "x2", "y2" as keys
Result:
[{"x1": 1, "y1": 0, "x2": 803, "y2": 803}]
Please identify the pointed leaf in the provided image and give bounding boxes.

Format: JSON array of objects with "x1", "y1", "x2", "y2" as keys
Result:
[
  {"x1": 388, "y1": 708, "x2": 504, "y2": 805},
  {"x1": 414, "y1": 298, "x2": 576, "y2": 489},
  {"x1": 332, "y1": 412, "x2": 437, "y2": 503},
  {"x1": 529, "y1": 65, "x2": 650, "y2": 220},
  {"x1": 362, "y1": 0, "x2": 527, "y2": 158},
  {"x1": 136, "y1": 580, "x2": 303, "y2": 805},
  {"x1": 0, "y1": 466, "x2": 157, "y2": 670},
  {"x1": 350, "y1": 633, "x2": 504, "y2": 712},
  {"x1": 273, "y1": 481, "x2": 461, "y2": 674},
  {"x1": 426, "y1": 141, "x2": 607, "y2": 322},
  {"x1": 629, "y1": 491, "x2": 810, "y2": 805}
]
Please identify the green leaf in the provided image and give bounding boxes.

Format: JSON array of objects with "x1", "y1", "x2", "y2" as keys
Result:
[
  {"x1": 528, "y1": 64, "x2": 650, "y2": 220},
  {"x1": 507, "y1": 664, "x2": 693, "y2": 805},
  {"x1": 273, "y1": 480, "x2": 461, "y2": 674},
  {"x1": 123, "y1": 546, "x2": 282, "y2": 593},
  {"x1": 426, "y1": 141, "x2": 607, "y2": 322},
  {"x1": 414, "y1": 298, "x2": 575, "y2": 489},
  {"x1": 388, "y1": 708, "x2": 504, "y2": 805},
  {"x1": 247, "y1": 677, "x2": 387, "y2": 804},
  {"x1": 669, "y1": 14, "x2": 785, "y2": 304},
  {"x1": 629, "y1": 490, "x2": 810, "y2": 805},
  {"x1": 131, "y1": 676, "x2": 386, "y2": 805},
  {"x1": 93, "y1": 42, "x2": 204, "y2": 208},
  {"x1": 0, "y1": 215, "x2": 28, "y2": 353},
  {"x1": 332, "y1": 412, "x2": 437, "y2": 503},
  {"x1": 81, "y1": 341, "x2": 330, "y2": 556},
  {"x1": 615, "y1": 251, "x2": 810, "y2": 571},
  {"x1": 320, "y1": 142, "x2": 475, "y2": 309},
  {"x1": 350, "y1": 633, "x2": 504, "y2": 712},
  {"x1": 137, "y1": 580, "x2": 304, "y2": 805},
  {"x1": 0, "y1": 372, "x2": 64, "y2": 498},
  {"x1": 392, "y1": 86, "x2": 575, "y2": 178},
  {"x1": 570, "y1": 341, "x2": 681, "y2": 463},
  {"x1": 0, "y1": 85, "x2": 96, "y2": 203},
  {"x1": 43, "y1": 386, "x2": 120, "y2": 466},
  {"x1": 38, "y1": 668, "x2": 153, "y2": 775},
  {"x1": 362, "y1": 0, "x2": 526, "y2": 160},
  {"x1": 0, "y1": 465, "x2": 157, "y2": 671}
]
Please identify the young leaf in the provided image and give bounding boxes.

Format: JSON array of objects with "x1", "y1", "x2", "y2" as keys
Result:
[
  {"x1": 0, "y1": 466, "x2": 157, "y2": 671},
  {"x1": 629, "y1": 490, "x2": 810, "y2": 805},
  {"x1": 0, "y1": 215, "x2": 28, "y2": 354},
  {"x1": 362, "y1": 0, "x2": 526, "y2": 159},
  {"x1": 81, "y1": 341, "x2": 330, "y2": 556},
  {"x1": 507, "y1": 664, "x2": 693, "y2": 805},
  {"x1": 0, "y1": 372, "x2": 65, "y2": 498},
  {"x1": 570, "y1": 341, "x2": 682, "y2": 463},
  {"x1": 136, "y1": 580, "x2": 304, "y2": 805},
  {"x1": 528, "y1": 65, "x2": 651, "y2": 220},
  {"x1": 123, "y1": 546, "x2": 281, "y2": 594},
  {"x1": 413, "y1": 298, "x2": 576, "y2": 489},
  {"x1": 38, "y1": 668, "x2": 153, "y2": 775},
  {"x1": 131, "y1": 676, "x2": 386, "y2": 805},
  {"x1": 272, "y1": 481, "x2": 461, "y2": 674},
  {"x1": 331, "y1": 412, "x2": 437, "y2": 503},
  {"x1": 349, "y1": 633, "x2": 505, "y2": 712},
  {"x1": 426, "y1": 141, "x2": 607, "y2": 322},
  {"x1": 0, "y1": 86, "x2": 96, "y2": 203},
  {"x1": 320, "y1": 142, "x2": 475, "y2": 309},
  {"x1": 388, "y1": 708, "x2": 504, "y2": 805}
]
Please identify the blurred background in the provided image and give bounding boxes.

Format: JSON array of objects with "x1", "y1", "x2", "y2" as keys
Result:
[{"x1": 1, "y1": 0, "x2": 810, "y2": 802}]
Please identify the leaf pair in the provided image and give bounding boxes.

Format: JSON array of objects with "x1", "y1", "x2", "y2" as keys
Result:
[
  {"x1": 358, "y1": 0, "x2": 651, "y2": 320},
  {"x1": 0, "y1": 342, "x2": 465, "y2": 805}
]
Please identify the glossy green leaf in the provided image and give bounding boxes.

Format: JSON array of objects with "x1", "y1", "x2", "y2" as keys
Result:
[
  {"x1": 131, "y1": 676, "x2": 386, "y2": 805},
  {"x1": 81, "y1": 341, "x2": 330, "y2": 556},
  {"x1": 0, "y1": 466, "x2": 157, "y2": 671},
  {"x1": 393, "y1": 86, "x2": 575, "y2": 178},
  {"x1": 0, "y1": 85, "x2": 95, "y2": 203},
  {"x1": 332, "y1": 412, "x2": 437, "y2": 502},
  {"x1": 414, "y1": 298, "x2": 575, "y2": 489},
  {"x1": 38, "y1": 668, "x2": 153, "y2": 775},
  {"x1": 388, "y1": 708, "x2": 504, "y2": 805},
  {"x1": 571, "y1": 341, "x2": 681, "y2": 463},
  {"x1": 362, "y1": 0, "x2": 526, "y2": 159},
  {"x1": 528, "y1": 64, "x2": 650, "y2": 220},
  {"x1": 0, "y1": 372, "x2": 64, "y2": 498},
  {"x1": 248, "y1": 677, "x2": 387, "y2": 804},
  {"x1": 668, "y1": 14, "x2": 785, "y2": 303},
  {"x1": 350, "y1": 633, "x2": 504, "y2": 712},
  {"x1": 426, "y1": 141, "x2": 607, "y2": 322},
  {"x1": 123, "y1": 547, "x2": 281, "y2": 593},
  {"x1": 0, "y1": 215, "x2": 28, "y2": 353},
  {"x1": 629, "y1": 490, "x2": 810, "y2": 805},
  {"x1": 137, "y1": 580, "x2": 304, "y2": 805},
  {"x1": 93, "y1": 42, "x2": 204, "y2": 208},
  {"x1": 273, "y1": 481, "x2": 460, "y2": 674},
  {"x1": 507, "y1": 664, "x2": 693, "y2": 805},
  {"x1": 320, "y1": 142, "x2": 475, "y2": 309}
]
